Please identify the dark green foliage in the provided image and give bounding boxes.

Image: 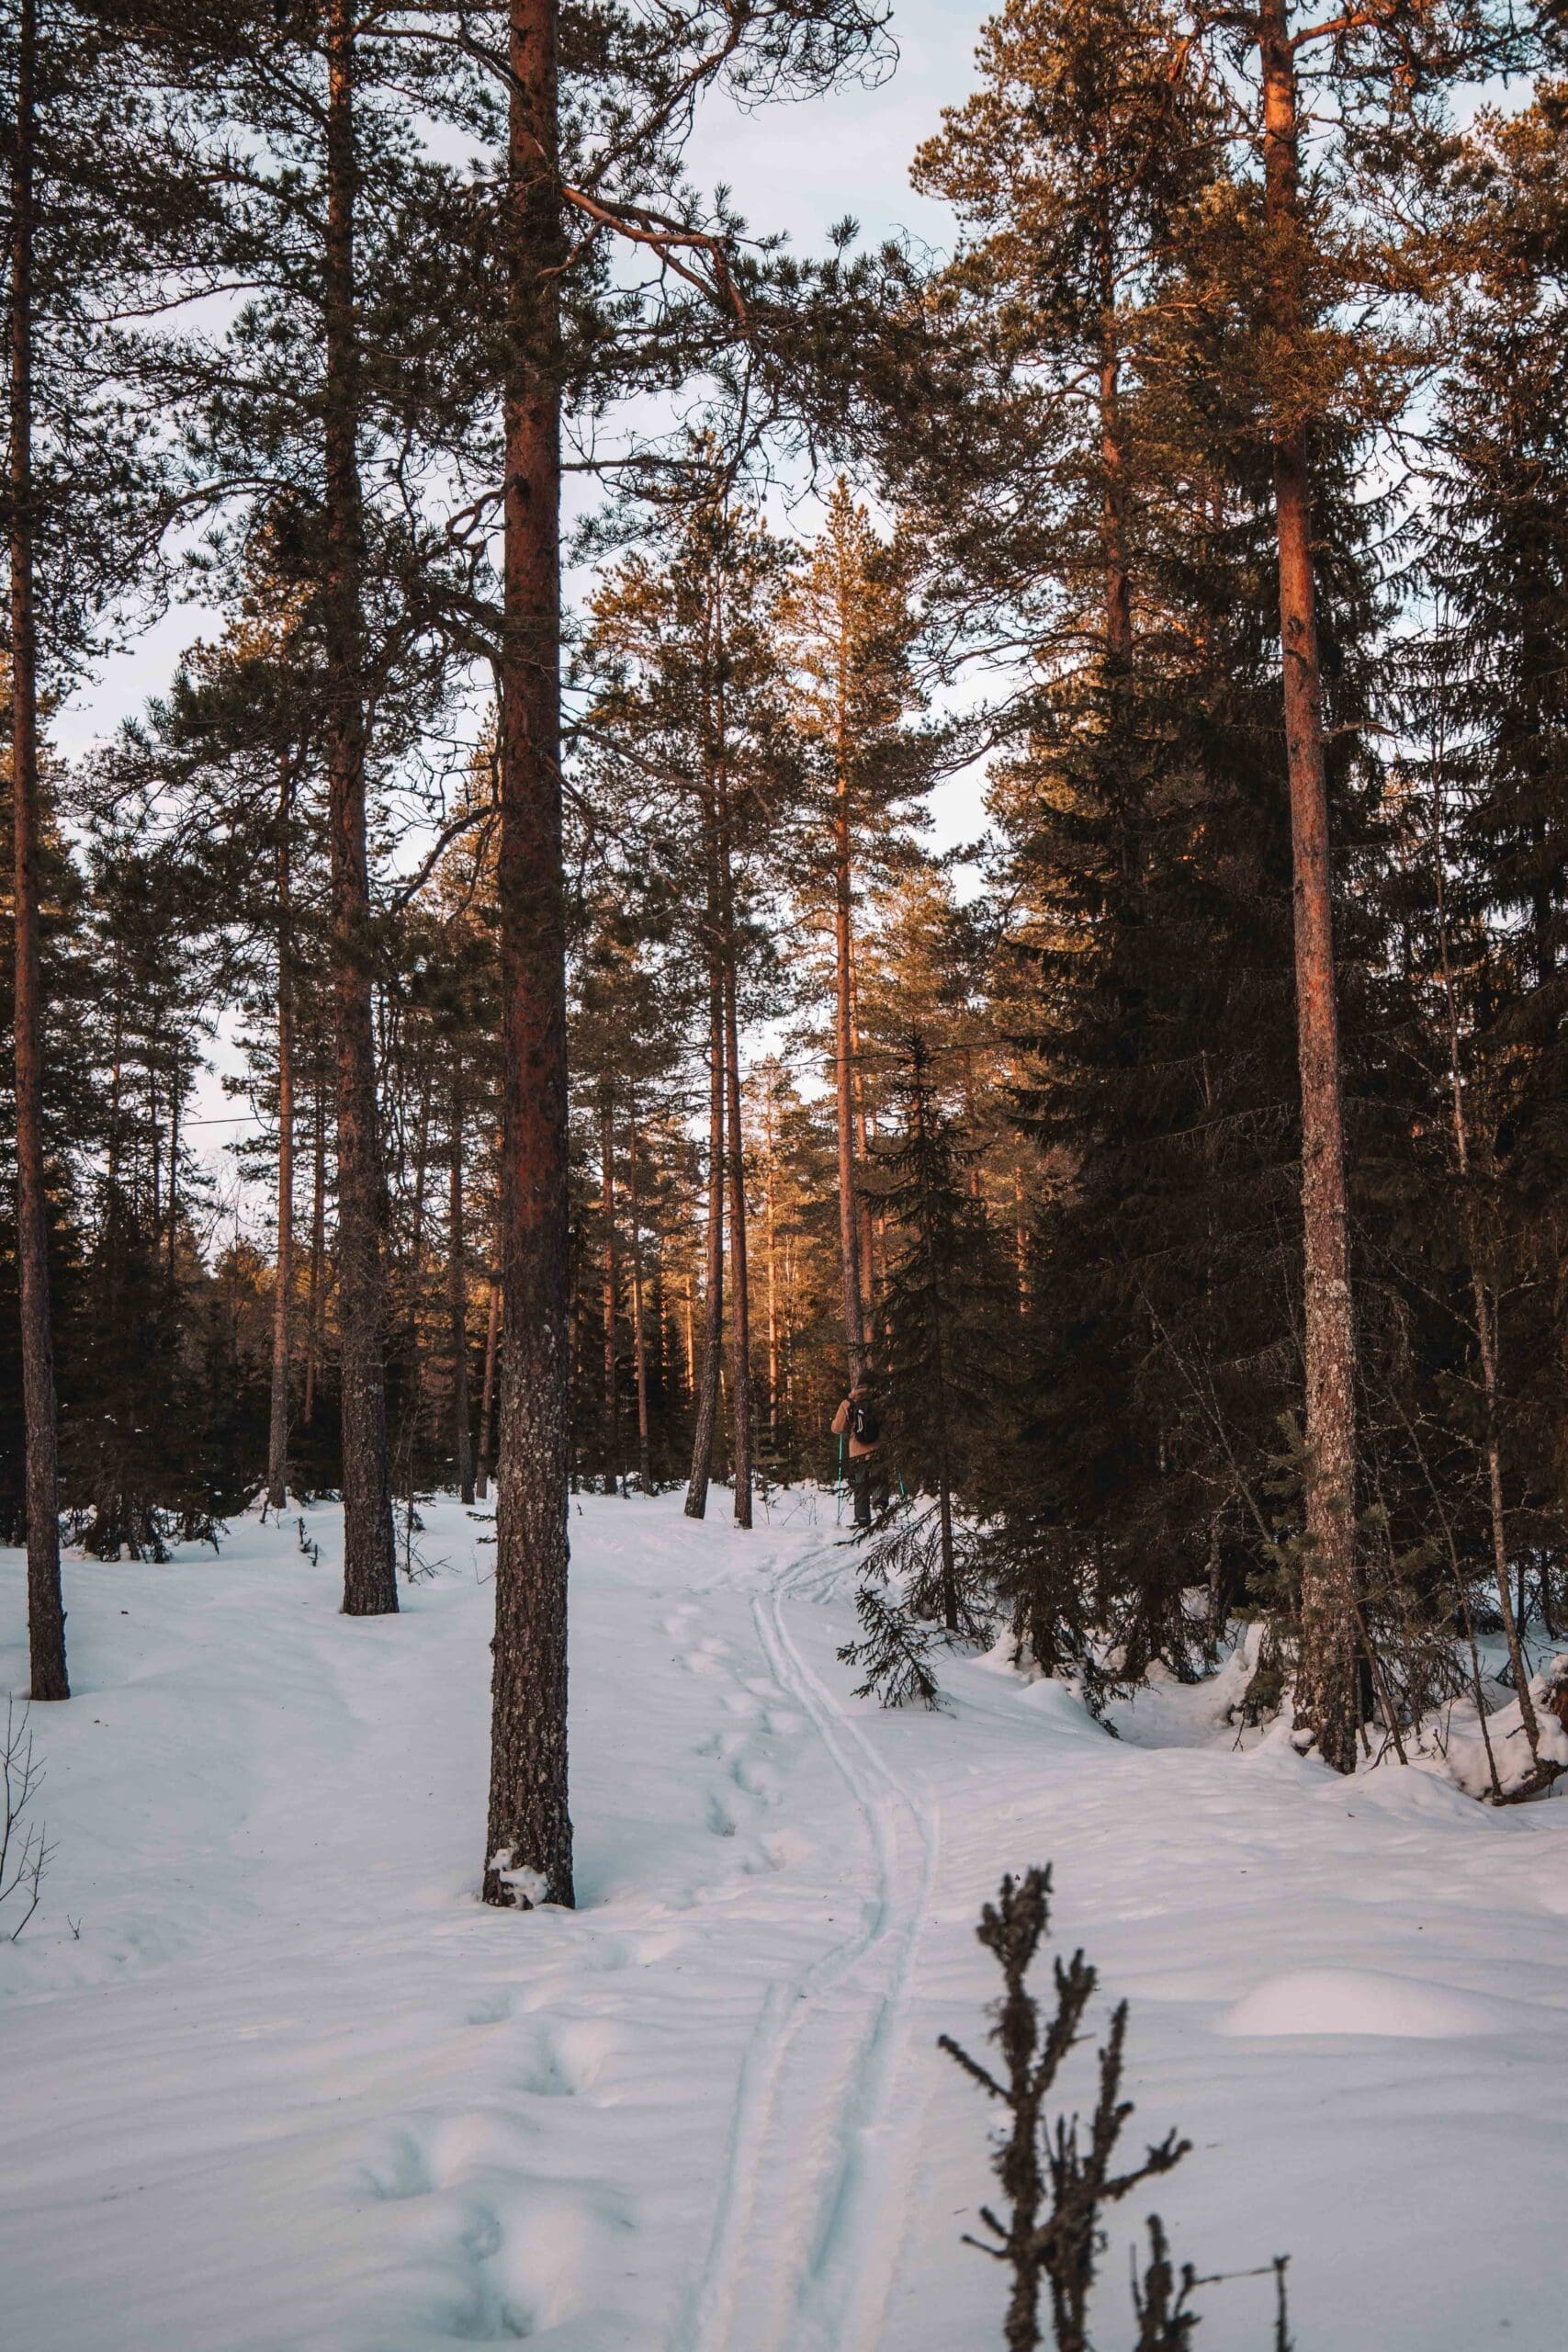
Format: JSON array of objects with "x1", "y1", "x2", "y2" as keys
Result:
[
  {"x1": 866, "y1": 1029, "x2": 1011, "y2": 1628},
  {"x1": 838, "y1": 1574, "x2": 943, "y2": 1708}
]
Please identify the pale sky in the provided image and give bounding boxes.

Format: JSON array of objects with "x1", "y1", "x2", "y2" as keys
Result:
[{"x1": 684, "y1": 0, "x2": 981, "y2": 254}]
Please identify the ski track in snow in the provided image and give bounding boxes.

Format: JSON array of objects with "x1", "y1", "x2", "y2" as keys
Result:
[
  {"x1": 5, "y1": 1489, "x2": 1568, "y2": 2352},
  {"x1": 682, "y1": 1543, "x2": 938, "y2": 2352}
]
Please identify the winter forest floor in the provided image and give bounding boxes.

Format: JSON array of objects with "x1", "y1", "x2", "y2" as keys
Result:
[{"x1": 2, "y1": 1494, "x2": 1566, "y2": 2352}]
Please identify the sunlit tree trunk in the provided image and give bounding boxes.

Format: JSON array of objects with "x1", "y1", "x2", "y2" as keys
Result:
[
  {"x1": 849, "y1": 953, "x2": 876, "y2": 1314},
  {"x1": 476, "y1": 1263, "x2": 500, "y2": 1500},
  {"x1": 484, "y1": 0, "x2": 573, "y2": 1909},
  {"x1": 600, "y1": 1090, "x2": 618, "y2": 1489},
  {"x1": 266, "y1": 755, "x2": 296, "y2": 1512},
  {"x1": 833, "y1": 739, "x2": 867, "y2": 1386},
  {"x1": 685, "y1": 953, "x2": 726, "y2": 1519},
  {"x1": 325, "y1": 0, "x2": 396, "y2": 1614},
  {"x1": 716, "y1": 752, "x2": 753, "y2": 1527},
  {"x1": 627, "y1": 1116, "x2": 653, "y2": 1494},
  {"x1": 1259, "y1": 0, "x2": 1357, "y2": 1769},
  {"x1": 763, "y1": 1072, "x2": 781, "y2": 1442},
  {"x1": 448, "y1": 1069, "x2": 474, "y2": 1503},
  {"x1": 303, "y1": 1074, "x2": 326, "y2": 1426}
]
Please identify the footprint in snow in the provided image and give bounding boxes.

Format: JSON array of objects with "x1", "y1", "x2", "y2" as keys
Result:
[{"x1": 462, "y1": 1988, "x2": 515, "y2": 2028}]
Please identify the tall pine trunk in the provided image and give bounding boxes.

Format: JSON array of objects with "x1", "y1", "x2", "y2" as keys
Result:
[
  {"x1": 763, "y1": 1074, "x2": 780, "y2": 1442},
  {"x1": 1098, "y1": 234, "x2": 1132, "y2": 668},
  {"x1": 8, "y1": 0, "x2": 66, "y2": 1700},
  {"x1": 627, "y1": 1117, "x2": 653, "y2": 1494},
  {"x1": 266, "y1": 756, "x2": 295, "y2": 1512},
  {"x1": 166, "y1": 1054, "x2": 179, "y2": 1281},
  {"x1": 476, "y1": 1264, "x2": 500, "y2": 1501},
  {"x1": 600, "y1": 1090, "x2": 618, "y2": 1489},
  {"x1": 833, "y1": 747, "x2": 867, "y2": 1387},
  {"x1": 684, "y1": 954, "x2": 726, "y2": 1518},
  {"x1": 449, "y1": 1070, "x2": 474, "y2": 1504},
  {"x1": 484, "y1": 0, "x2": 573, "y2": 1910},
  {"x1": 849, "y1": 955, "x2": 876, "y2": 1314},
  {"x1": 912, "y1": 1045, "x2": 958, "y2": 1631},
  {"x1": 1260, "y1": 0, "x2": 1356, "y2": 1770},
  {"x1": 401, "y1": 1066, "x2": 433, "y2": 1519},
  {"x1": 324, "y1": 0, "x2": 396, "y2": 1615},
  {"x1": 303, "y1": 1073, "x2": 326, "y2": 1426},
  {"x1": 715, "y1": 730, "x2": 753, "y2": 1528},
  {"x1": 722, "y1": 940, "x2": 753, "y2": 1527}
]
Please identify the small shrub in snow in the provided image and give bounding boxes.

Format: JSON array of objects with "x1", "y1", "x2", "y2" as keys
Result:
[
  {"x1": 943, "y1": 1865, "x2": 1291, "y2": 2351},
  {"x1": 1, "y1": 1700, "x2": 52, "y2": 1944}
]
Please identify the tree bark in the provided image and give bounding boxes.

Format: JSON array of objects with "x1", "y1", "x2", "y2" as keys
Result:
[
  {"x1": 8, "y1": 0, "x2": 67, "y2": 1700},
  {"x1": 476, "y1": 1264, "x2": 500, "y2": 1501},
  {"x1": 913, "y1": 1045, "x2": 958, "y2": 1631},
  {"x1": 266, "y1": 756, "x2": 296, "y2": 1512},
  {"x1": 303, "y1": 1072, "x2": 326, "y2": 1426},
  {"x1": 627, "y1": 1117, "x2": 653, "y2": 1494},
  {"x1": 722, "y1": 933, "x2": 753, "y2": 1528},
  {"x1": 849, "y1": 952, "x2": 876, "y2": 1315},
  {"x1": 1260, "y1": 0, "x2": 1356, "y2": 1770},
  {"x1": 484, "y1": 0, "x2": 573, "y2": 1910},
  {"x1": 401, "y1": 1064, "x2": 433, "y2": 1507},
  {"x1": 324, "y1": 0, "x2": 396, "y2": 1614},
  {"x1": 763, "y1": 1071, "x2": 781, "y2": 1441},
  {"x1": 1099, "y1": 232, "x2": 1133, "y2": 667},
  {"x1": 448, "y1": 1069, "x2": 474, "y2": 1504},
  {"x1": 600, "y1": 1089, "x2": 618, "y2": 1489},
  {"x1": 713, "y1": 718, "x2": 753, "y2": 1528},
  {"x1": 166, "y1": 1051, "x2": 179, "y2": 1283},
  {"x1": 833, "y1": 738, "x2": 868, "y2": 1388},
  {"x1": 684, "y1": 956, "x2": 726, "y2": 1519}
]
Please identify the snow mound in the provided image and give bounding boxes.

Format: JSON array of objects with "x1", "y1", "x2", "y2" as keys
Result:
[{"x1": 1216, "y1": 1966, "x2": 1495, "y2": 2040}]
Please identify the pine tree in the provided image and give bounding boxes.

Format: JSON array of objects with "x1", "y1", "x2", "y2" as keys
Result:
[
  {"x1": 779, "y1": 479, "x2": 929, "y2": 1389},
  {"x1": 475, "y1": 0, "x2": 896, "y2": 1912},
  {"x1": 579, "y1": 466, "x2": 795, "y2": 1529},
  {"x1": 1179, "y1": 0, "x2": 1537, "y2": 1762}
]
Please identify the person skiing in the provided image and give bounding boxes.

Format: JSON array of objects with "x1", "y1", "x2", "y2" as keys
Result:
[{"x1": 831, "y1": 1382, "x2": 883, "y2": 1528}]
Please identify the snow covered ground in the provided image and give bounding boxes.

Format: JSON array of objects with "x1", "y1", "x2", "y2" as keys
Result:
[{"x1": 3, "y1": 1491, "x2": 1565, "y2": 2351}]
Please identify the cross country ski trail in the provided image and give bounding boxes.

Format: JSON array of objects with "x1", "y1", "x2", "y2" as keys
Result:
[{"x1": 682, "y1": 1539, "x2": 940, "y2": 2352}]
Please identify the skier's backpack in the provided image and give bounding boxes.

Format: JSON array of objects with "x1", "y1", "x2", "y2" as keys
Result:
[{"x1": 851, "y1": 1397, "x2": 880, "y2": 1446}]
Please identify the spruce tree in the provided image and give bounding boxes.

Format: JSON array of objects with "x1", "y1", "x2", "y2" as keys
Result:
[{"x1": 870, "y1": 1030, "x2": 1007, "y2": 1629}]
